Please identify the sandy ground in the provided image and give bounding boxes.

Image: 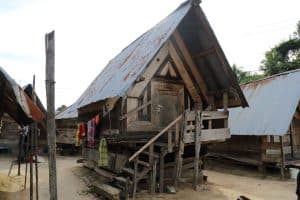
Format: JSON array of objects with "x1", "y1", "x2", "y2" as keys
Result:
[{"x1": 0, "y1": 155, "x2": 297, "y2": 200}]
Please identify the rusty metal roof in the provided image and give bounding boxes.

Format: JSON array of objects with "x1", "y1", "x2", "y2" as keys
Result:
[
  {"x1": 57, "y1": 0, "x2": 247, "y2": 120},
  {"x1": 0, "y1": 66, "x2": 45, "y2": 126},
  {"x1": 229, "y1": 69, "x2": 300, "y2": 136}
]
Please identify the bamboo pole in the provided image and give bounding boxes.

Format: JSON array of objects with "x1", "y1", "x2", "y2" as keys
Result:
[{"x1": 45, "y1": 30, "x2": 58, "y2": 200}]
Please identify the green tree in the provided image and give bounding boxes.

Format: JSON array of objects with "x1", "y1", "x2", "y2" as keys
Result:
[
  {"x1": 232, "y1": 64, "x2": 264, "y2": 84},
  {"x1": 261, "y1": 21, "x2": 300, "y2": 76}
]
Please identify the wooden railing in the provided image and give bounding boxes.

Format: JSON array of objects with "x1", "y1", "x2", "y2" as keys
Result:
[{"x1": 128, "y1": 114, "x2": 183, "y2": 162}]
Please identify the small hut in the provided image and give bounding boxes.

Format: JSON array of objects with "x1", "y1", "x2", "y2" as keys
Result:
[
  {"x1": 60, "y1": 0, "x2": 248, "y2": 196},
  {"x1": 210, "y1": 69, "x2": 300, "y2": 178}
]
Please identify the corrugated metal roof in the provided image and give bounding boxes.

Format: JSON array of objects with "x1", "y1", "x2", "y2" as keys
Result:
[
  {"x1": 229, "y1": 69, "x2": 300, "y2": 136},
  {"x1": 56, "y1": 2, "x2": 191, "y2": 120},
  {"x1": 57, "y1": 0, "x2": 247, "y2": 120},
  {"x1": 0, "y1": 66, "x2": 45, "y2": 125}
]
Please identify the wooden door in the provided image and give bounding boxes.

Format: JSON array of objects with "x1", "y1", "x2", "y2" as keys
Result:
[{"x1": 151, "y1": 80, "x2": 184, "y2": 129}]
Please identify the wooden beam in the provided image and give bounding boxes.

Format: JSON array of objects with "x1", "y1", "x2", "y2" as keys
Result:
[
  {"x1": 159, "y1": 150, "x2": 165, "y2": 193},
  {"x1": 128, "y1": 43, "x2": 169, "y2": 97},
  {"x1": 194, "y1": 111, "x2": 202, "y2": 190},
  {"x1": 173, "y1": 30, "x2": 208, "y2": 103},
  {"x1": 45, "y1": 30, "x2": 58, "y2": 200},
  {"x1": 169, "y1": 42, "x2": 201, "y2": 104},
  {"x1": 280, "y1": 136, "x2": 285, "y2": 180},
  {"x1": 184, "y1": 128, "x2": 230, "y2": 143},
  {"x1": 192, "y1": 47, "x2": 216, "y2": 58},
  {"x1": 168, "y1": 129, "x2": 173, "y2": 153},
  {"x1": 132, "y1": 159, "x2": 138, "y2": 199},
  {"x1": 120, "y1": 100, "x2": 151, "y2": 120},
  {"x1": 150, "y1": 160, "x2": 157, "y2": 194}
]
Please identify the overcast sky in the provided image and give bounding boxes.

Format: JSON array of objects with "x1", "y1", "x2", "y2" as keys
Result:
[{"x1": 1, "y1": 0, "x2": 300, "y2": 108}]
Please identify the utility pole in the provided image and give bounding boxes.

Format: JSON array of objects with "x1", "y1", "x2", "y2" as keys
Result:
[{"x1": 45, "y1": 30, "x2": 57, "y2": 200}]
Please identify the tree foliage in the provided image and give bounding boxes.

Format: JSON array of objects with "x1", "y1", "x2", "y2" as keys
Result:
[
  {"x1": 261, "y1": 21, "x2": 300, "y2": 76},
  {"x1": 232, "y1": 64, "x2": 264, "y2": 84}
]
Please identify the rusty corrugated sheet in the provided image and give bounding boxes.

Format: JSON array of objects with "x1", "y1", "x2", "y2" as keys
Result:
[
  {"x1": 229, "y1": 69, "x2": 300, "y2": 136},
  {"x1": 0, "y1": 66, "x2": 45, "y2": 125}
]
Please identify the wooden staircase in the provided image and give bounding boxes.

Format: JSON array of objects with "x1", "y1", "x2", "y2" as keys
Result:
[{"x1": 111, "y1": 110, "x2": 229, "y2": 199}]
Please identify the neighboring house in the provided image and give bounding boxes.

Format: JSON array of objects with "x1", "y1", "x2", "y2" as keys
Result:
[
  {"x1": 0, "y1": 66, "x2": 45, "y2": 154},
  {"x1": 210, "y1": 69, "x2": 300, "y2": 178},
  {"x1": 58, "y1": 0, "x2": 247, "y2": 196},
  {"x1": 55, "y1": 106, "x2": 78, "y2": 152}
]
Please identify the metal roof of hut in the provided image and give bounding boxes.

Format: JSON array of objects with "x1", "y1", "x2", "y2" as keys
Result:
[
  {"x1": 56, "y1": 0, "x2": 247, "y2": 120},
  {"x1": 0, "y1": 66, "x2": 45, "y2": 126},
  {"x1": 229, "y1": 69, "x2": 300, "y2": 136}
]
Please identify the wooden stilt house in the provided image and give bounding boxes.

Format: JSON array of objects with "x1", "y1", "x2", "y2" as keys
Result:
[
  {"x1": 210, "y1": 69, "x2": 300, "y2": 178},
  {"x1": 60, "y1": 0, "x2": 247, "y2": 196},
  {"x1": 0, "y1": 66, "x2": 45, "y2": 154}
]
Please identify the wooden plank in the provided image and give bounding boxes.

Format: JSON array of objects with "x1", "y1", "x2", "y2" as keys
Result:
[
  {"x1": 128, "y1": 43, "x2": 169, "y2": 97},
  {"x1": 169, "y1": 42, "x2": 201, "y2": 103},
  {"x1": 149, "y1": 143, "x2": 154, "y2": 165},
  {"x1": 186, "y1": 110, "x2": 196, "y2": 121},
  {"x1": 128, "y1": 115, "x2": 183, "y2": 162},
  {"x1": 175, "y1": 122, "x2": 179, "y2": 146},
  {"x1": 184, "y1": 128, "x2": 230, "y2": 143},
  {"x1": 201, "y1": 111, "x2": 227, "y2": 119},
  {"x1": 266, "y1": 146, "x2": 291, "y2": 155},
  {"x1": 172, "y1": 31, "x2": 208, "y2": 103},
  {"x1": 192, "y1": 47, "x2": 216, "y2": 58},
  {"x1": 120, "y1": 100, "x2": 151, "y2": 120},
  {"x1": 168, "y1": 129, "x2": 173, "y2": 153},
  {"x1": 45, "y1": 31, "x2": 57, "y2": 200}
]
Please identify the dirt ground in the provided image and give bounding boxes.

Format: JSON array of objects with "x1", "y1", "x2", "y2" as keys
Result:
[{"x1": 0, "y1": 155, "x2": 297, "y2": 200}]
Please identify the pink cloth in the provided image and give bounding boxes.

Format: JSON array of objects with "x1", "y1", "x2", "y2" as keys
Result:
[{"x1": 87, "y1": 118, "x2": 96, "y2": 147}]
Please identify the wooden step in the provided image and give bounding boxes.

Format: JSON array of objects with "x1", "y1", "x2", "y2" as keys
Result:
[
  {"x1": 122, "y1": 167, "x2": 134, "y2": 175},
  {"x1": 91, "y1": 182, "x2": 121, "y2": 200}
]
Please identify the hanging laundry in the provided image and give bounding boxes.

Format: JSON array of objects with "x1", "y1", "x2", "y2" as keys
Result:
[
  {"x1": 79, "y1": 123, "x2": 86, "y2": 138},
  {"x1": 95, "y1": 114, "x2": 100, "y2": 125},
  {"x1": 98, "y1": 138, "x2": 108, "y2": 167},
  {"x1": 87, "y1": 119, "x2": 96, "y2": 147},
  {"x1": 75, "y1": 124, "x2": 80, "y2": 147}
]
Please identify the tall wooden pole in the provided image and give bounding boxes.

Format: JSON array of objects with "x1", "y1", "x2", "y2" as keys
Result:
[
  {"x1": 45, "y1": 31, "x2": 57, "y2": 200},
  {"x1": 33, "y1": 75, "x2": 39, "y2": 200}
]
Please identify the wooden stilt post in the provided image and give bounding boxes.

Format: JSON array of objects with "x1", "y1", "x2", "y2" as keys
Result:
[
  {"x1": 132, "y1": 158, "x2": 138, "y2": 199},
  {"x1": 149, "y1": 143, "x2": 154, "y2": 194},
  {"x1": 151, "y1": 159, "x2": 157, "y2": 194},
  {"x1": 193, "y1": 110, "x2": 202, "y2": 190},
  {"x1": 174, "y1": 113, "x2": 185, "y2": 187},
  {"x1": 32, "y1": 75, "x2": 39, "y2": 200},
  {"x1": 24, "y1": 129, "x2": 30, "y2": 189},
  {"x1": 280, "y1": 136, "x2": 285, "y2": 180},
  {"x1": 45, "y1": 30, "x2": 58, "y2": 200},
  {"x1": 30, "y1": 125, "x2": 34, "y2": 200},
  {"x1": 17, "y1": 133, "x2": 22, "y2": 176},
  {"x1": 159, "y1": 149, "x2": 165, "y2": 193}
]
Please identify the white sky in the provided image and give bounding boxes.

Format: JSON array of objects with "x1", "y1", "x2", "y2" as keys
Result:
[{"x1": 0, "y1": 0, "x2": 300, "y2": 108}]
